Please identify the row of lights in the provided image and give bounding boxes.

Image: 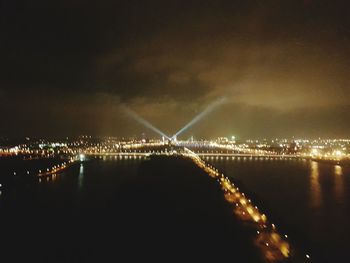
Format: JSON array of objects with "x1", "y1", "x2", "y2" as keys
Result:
[
  {"x1": 202, "y1": 155, "x2": 299, "y2": 161},
  {"x1": 11, "y1": 158, "x2": 76, "y2": 178},
  {"x1": 183, "y1": 148, "x2": 311, "y2": 262}
]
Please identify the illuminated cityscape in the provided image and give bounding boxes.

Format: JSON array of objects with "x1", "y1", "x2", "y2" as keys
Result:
[
  {"x1": 1, "y1": 136, "x2": 349, "y2": 163},
  {"x1": 1, "y1": 133, "x2": 350, "y2": 262},
  {"x1": 1, "y1": 1, "x2": 350, "y2": 262}
]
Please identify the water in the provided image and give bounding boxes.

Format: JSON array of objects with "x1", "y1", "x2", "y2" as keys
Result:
[
  {"x1": 1, "y1": 156, "x2": 349, "y2": 262},
  {"x1": 207, "y1": 156, "x2": 350, "y2": 263},
  {"x1": 0, "y1": 158, "x2": 142, "y2": 262},
  {"x1": 0, "y1": 156, "x2": 263, "y2": 262}
]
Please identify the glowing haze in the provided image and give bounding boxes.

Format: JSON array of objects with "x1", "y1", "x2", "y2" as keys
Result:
[
  {"x1": 173, "y1": 97, "x2": 227, "y2": 139},
  {"x1": 0, "y1": 0, "x2": 349, "y2": 138},
  {"x1": 122, "y1": 106, "x2": 170, "y2": 140}
]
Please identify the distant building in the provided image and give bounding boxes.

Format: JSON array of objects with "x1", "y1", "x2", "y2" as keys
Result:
[{"x1": 217, "y1": 137, "x2": 229, "y2": 144}]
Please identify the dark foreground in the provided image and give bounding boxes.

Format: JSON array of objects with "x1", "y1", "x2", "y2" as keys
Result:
[{"x1": 1, "y1": 156, "x2": 263, "y2": 262}]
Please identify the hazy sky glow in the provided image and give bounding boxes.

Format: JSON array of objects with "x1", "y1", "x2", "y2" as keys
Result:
[{"x1": 1, "y1": 0, "x2": 349, "y2": 138}]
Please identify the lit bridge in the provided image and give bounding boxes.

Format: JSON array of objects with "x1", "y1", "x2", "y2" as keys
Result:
[{"x1": 83, "y1": 149, "x2": 306, "y2": 160}]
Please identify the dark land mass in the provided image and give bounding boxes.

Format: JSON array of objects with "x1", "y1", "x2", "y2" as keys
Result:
[{"x1": 1, "y1": 156, "x2": 263, "y2": 262}]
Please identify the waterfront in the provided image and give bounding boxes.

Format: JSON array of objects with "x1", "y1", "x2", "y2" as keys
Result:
[{"x1": 208, "y1": 157, "x2": 350, "y2": 263}]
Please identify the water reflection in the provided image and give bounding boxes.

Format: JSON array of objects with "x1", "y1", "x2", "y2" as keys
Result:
[
  {"x1": 334, "y1": 165, "x2": 344, "y2": 203},
  {"x1": 78, "y1": 164, "x2": 84, "y2": 190},
  {"x1": 310, "y1": 161, "x2": 321, "y2": 208},
  {"x1": 52, "y1": 174, "x2": 57, "y2": 181}
]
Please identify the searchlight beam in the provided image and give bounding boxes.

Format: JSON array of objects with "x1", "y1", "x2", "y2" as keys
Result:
[
  {"x1": 172, "y1": 97, "x2": 226, "y2": 139},
  {"x1": 122, "y1": 107, "x2": 171, "y2": 140}
]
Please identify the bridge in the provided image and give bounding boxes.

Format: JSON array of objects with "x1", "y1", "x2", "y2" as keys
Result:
[
  {"x1": 182, "y1": 148, "x2": 292, "y2": 261},
  {"x1": 84, "y1": 148, "x2": 306, "y2": 160}
]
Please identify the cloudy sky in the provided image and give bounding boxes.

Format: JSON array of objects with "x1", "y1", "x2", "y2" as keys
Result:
[{"x1": 1, "y1": 0, "x2": 349, "y2": 139}]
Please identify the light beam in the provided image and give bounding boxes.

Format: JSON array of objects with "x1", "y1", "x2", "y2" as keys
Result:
[
  {"x1": 172, "y1": 97, "x2": 226, "y2": 139},
  {"x1": 122, "y1": 106, "x2": 170, "y2": 139}
]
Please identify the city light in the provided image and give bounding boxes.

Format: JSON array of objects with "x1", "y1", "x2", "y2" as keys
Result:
[
  {"x1": 334, "y1": 150, "x2": 344, "y2": 157},
  {"x1": 79, "y1": 153, "x2": 86, "y2": 162},
  {"x1": 311, "y1": 148, "x2": 319, "y2": 156}
]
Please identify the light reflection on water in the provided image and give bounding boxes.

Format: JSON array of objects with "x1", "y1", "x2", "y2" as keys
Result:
[
  {"x1": 310, "y1": 161, "x2": 321, "y2": 208},
  {"x1": 78, "y1": 164, "x2": 84, "y2": 190},
  {"x1": 334, "y1": 165, "x2": 344, "y2": 202}
]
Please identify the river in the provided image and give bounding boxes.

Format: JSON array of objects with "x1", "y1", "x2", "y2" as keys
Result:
[
  {"x1": 1, "y1": 156, "x2": 348, "y2": 262},
  {"x1": 207, "y1": 156, "x2": 350, "y2": 263}
]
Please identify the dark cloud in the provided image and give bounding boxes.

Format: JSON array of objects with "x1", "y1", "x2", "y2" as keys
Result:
[{"x1": 0, "y1": 0, "x2": 349, "y2": 137}]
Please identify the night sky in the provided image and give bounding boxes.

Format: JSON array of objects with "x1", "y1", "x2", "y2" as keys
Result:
[{"x1": 1, "y1": 0, "x2": 349, "y2": 139}]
